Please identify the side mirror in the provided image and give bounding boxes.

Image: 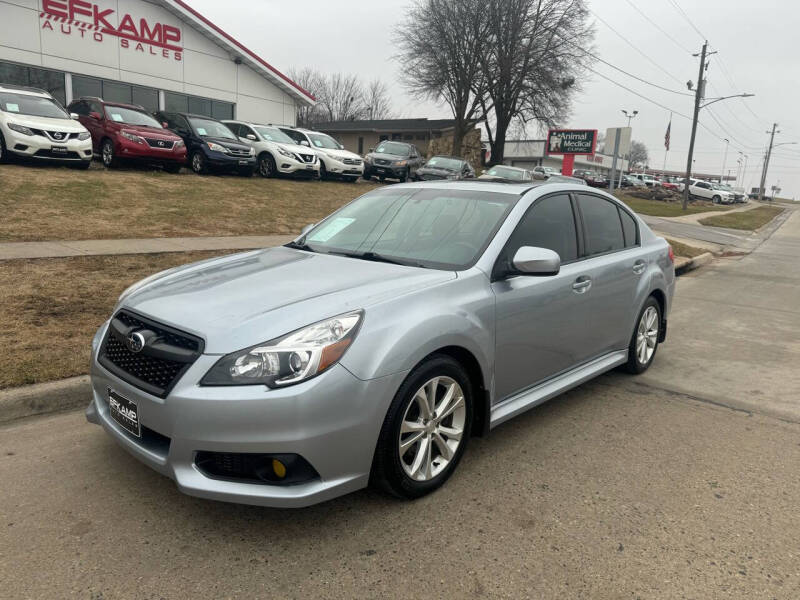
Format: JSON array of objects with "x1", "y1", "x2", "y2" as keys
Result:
[
  {"x1": 369, "y1": 147, "x2": 374, "y2": 153},
  {"x1": 300, "y1": 140, "x2": 310, "y2": 147},
  {"x1": 512, "y1": 246, "x2": 560, "y2": 276},
  {"x1": 246, "y1": 134, "x2": 257, "y2": 141},
  {"x1": 161, "y1": 122, "x2": 169, "y2": 129},
  {"x1": 300, "y1": 223, "x2": 315, "y2": 236},
  {"x1": 89, "y1": 111, "x2": 101, "y2": 120},
  {"x1": 70, "y1": 112, "x2": 80, "y2": 120}
]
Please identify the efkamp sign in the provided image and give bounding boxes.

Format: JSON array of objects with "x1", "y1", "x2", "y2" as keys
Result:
[{"x1": 546, "y1": 129, "x2": 597, "y2": 155}]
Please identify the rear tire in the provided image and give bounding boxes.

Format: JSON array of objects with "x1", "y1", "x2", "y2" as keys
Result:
[
  {"x1": 371, "y1": 355, "x2": 473, "y2": 500},
  {"x1": 624, "y1": 297, "x2": 661, "y2": 374}
]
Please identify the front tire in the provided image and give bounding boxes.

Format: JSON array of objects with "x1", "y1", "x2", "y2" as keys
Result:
[
  {"x1": 371, "y1": 355, "x2": 473, "y2": 500},
  {"x1": 258, "y1": 153, "x2": 276, "y2": 178},
  {"x1": 318, "y1": 161, "x2": 328, "y2": 180},
  {"x1": 190, "y1": 151, "x2": 207, "y2": 174},
  {"x1": 0, "y1": 131, "x2": 8, "y2": 164},
  {"x1": 624, "y1": 297, "x2": 661, "y2": 374},
  {"x1": 101, "y1": 139, "x2": 117, "y2": 168},
  {"x1": 712, "y1": 195, "x2": 720, "y2": 204}
]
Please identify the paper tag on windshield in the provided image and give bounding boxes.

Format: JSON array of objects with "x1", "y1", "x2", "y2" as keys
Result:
[
  {"x1": 5, "y1": 103, "x2": 19, "y2": 112},
  {"x1": 308, "y1": 217, "x2": 355, "y2": 242},
  {"x1": 110, "y1": 113, "x2": 124, "y2": 122},
  {"x1": 197, "y1": 127, "x2": 207, "y2": 136}
]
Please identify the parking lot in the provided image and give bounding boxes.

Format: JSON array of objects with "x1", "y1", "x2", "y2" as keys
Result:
[{"x1": 0, "y1": 162, "x2": 798, "y2": 597}]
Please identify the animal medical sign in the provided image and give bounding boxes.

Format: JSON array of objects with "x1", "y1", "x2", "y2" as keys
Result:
[
  {"x1": 40, "y1": 0, "x2": 183, "y2": 60},
  {"x1": 546, "y1": 129, "x2": 597, "y2": 155}
]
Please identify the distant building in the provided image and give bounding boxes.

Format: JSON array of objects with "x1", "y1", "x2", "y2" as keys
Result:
[
  {"x1": 503, "y1": 139, "x2": 630, "y2": 176},
  {"x1": 316, "y1": 119, "x2": 462, "y2": 155}
]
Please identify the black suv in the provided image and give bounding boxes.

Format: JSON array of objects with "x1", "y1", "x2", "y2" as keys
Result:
[
  {"x1": 154, "y1": 111, "x2": 256, "y2": 176},
  {"x1": 363, "y1": 140, "x2": 426, "y2": 182},
  {"x1": 415, "y1": 155, "x2": 475, "y2": 181}
]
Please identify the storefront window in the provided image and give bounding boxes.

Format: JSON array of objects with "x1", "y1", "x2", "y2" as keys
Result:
[
  {"x1": 0, "y1": 61, "x2": 66, "y2": 106},
  {"x1": 72, "y1": 76, "x2": 159, "y2": 113},
  {"x1": 165, "y1": 91, "x2": 233, "y2": 120}
]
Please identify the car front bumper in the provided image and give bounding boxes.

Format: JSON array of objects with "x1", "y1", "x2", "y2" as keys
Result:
[
  {"x1": 276, "y1": 154, "x2": 319, "y2": 177},
  {"x1": 116, "y1": 137, "x2": 186, "y2": 163},
  {"x1": 86, "y1": 324, "x2": 407, "y2": 508},
  {"x1": 324, "y1": 158, "x2": 364, "y2": 177},
  {"x1": 206, "y1": 150, "x2": 256, "y2": 170},
  {"x1": 5, "y1": 128, "x2": 92, "y2": 163},
  {"x1": 365, "y1": 163, "x2": 405, "y2": 178}
]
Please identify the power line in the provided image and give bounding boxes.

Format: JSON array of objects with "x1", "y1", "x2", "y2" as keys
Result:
[
  {"x1": 623, "y1": 0, "x2": 693, "y2": 53},
  {"x1": 707, "y1": 82, "x2": 766, "y2": 135},
  {"x1": 587, "y1": 67, "x2": 692, "y2": 119},
  {"x1": 704, "y1": 105, "x2": 762, "y2": 150},
  {"x1": 664, "y1": 0, "x2": 706, "y2": 41},
  {"x1": 589, "y1": 9, "x2": 685, "y2": 86}
]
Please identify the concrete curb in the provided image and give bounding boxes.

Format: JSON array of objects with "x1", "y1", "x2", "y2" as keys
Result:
[
  {"x1": 0, "y1": 376, "x2": 90, "y2": 425},
  {"x1": 675, "y1": 251, "x2": 713, "y2": 275}
]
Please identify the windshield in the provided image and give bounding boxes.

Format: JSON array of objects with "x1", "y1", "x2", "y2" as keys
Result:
[
  {"x1": 0, "y1": 92, "x2": 68, "y2": 119},
  {"x1": 715, "y1": 184, "x2": 733, "y2": 191},
  {"x1": 188, "y1": 117, "x2": 237, "y2": 140},
  {"x1": 301, "y1": 187, "x2": 517, "y2": 269},
  {"x1": 308, "y1": 132, "x2": 342, "y2": 149},
  {"x1": 374, "y1": 141, "x2": 410, "y2": 156},
  {"x1": 254, "y1": 126, "x2": 295, "y2": 144},
  {"x1": 105, "y1": 105, "x2": 162, "y2": 128},
  {"x1": 425, "y1": 156, "x2": 463, "y2": 171},
  {"x1": 485, "y1": 166, "x2": 524, "y2": 180}
]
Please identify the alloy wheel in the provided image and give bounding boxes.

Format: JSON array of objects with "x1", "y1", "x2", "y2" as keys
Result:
[
  {"x1": 192, "y1": 153, "x2": 204, "y2": 173},
  {"x1": 102, "y1": 142, "x2": 113, "y2": 167},
  {"x1": 259, "y1": 155, "x2": 273, "y2": 177},
  {"x1": 636, "y1": 306, "x2": 659, "y2": 364},
  {"x1": 398, "y1": 376, "x2": 466, "y2": 482}
]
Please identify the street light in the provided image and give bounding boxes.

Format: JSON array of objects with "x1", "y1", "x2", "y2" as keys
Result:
[
  {"x1": 616, "y1": 110, "x2": 638, "y2": 187},
  {"x1": 621, "y1": 109, "x2": 638, "y2": 127},
  {"x1": 720, "y1": 138, "x2": 729, "y2": 184}
]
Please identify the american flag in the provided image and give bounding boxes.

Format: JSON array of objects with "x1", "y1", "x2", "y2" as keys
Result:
[{"x1": 664, "y1": 116, "x2": 672, "y2": 151}]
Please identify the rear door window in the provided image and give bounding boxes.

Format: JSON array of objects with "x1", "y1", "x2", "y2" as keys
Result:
[
  {"x1": 619, "y1": 208, "x2": 638, "y2": 248},
  {"x1": 577, "y1": 194, "x2": 625, "y2": 256}
]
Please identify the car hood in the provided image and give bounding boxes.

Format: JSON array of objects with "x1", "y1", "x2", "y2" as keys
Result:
[
  {"x1": 8, "y1": 114, "x2": 87, "y2": 133},
  {"x1": 417, "y1": 166, "x2": 458, "y2": 178},
  {"x1": 202, "y1": 136, "x2": 251, "y2": 151},
  {"x1": 119, "y1": 124, "x2": 181, "y2": 140},
  {"x1": 277, "y1": 142, "x2": 318, "y2": 156},
  {"x1": 119, "y1": 247, "x2": 456, "y2": 354},
  {"x1": 317, "y1": 147, "x2": 361, "y2": 161}
]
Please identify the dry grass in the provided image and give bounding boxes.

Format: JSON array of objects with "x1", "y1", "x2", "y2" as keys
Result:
[
  {"x1": 699, "y1": 206, "x2": 784, "y2": 231},
  {"x1": 0, "y1": 251, "x2": 238, "y2": 389},
  {"x1": 665, "y1": 238, "x2": 706, "y2": 259},
  {"x1": 0, "y1": 163, "x2": 380, "y2": 242}
]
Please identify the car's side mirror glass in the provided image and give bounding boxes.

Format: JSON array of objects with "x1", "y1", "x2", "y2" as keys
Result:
[
  {"x1": 246, "y1": 134, "x2": 257, "y2": 141},
  {"x1": 161, "y1": 122, "x2": 169, "y2": 129},
  {"x1": 89, "y1": 111, "x2": 101, "y2": 120},
  {"x1": 300, "y1": 223, "x2": 315, "y2": 236},
  {"x1": 300, "y1": 140, "x2": 310, "y2": 146},
  {"x1": 369, "y1": 147, "x2": 374, "y2": 153},
  {"x1": 70, "y1": 112, "x2": 80, "y2": 120},
  {"x1": 512, "y1": 246, "x2": 560, "y2": 276}
]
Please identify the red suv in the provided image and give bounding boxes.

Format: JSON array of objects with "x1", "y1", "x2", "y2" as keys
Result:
[{"x1": 67, "y1": 97, "x2": 186, "y2": 172}]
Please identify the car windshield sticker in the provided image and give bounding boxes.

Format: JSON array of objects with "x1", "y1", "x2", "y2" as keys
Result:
[
  {"x1": 197, "y1": 127, "x2": 207, "y2": 136},
  {"x1": 110, "y1": 113, "x2": 124, "y2": 122},
  {"x1": 5, "y1": 103, "x2": 20, "y2": 112},
  {"x1": 308, "y1": 217, "x2": 355, "y2": 243}
]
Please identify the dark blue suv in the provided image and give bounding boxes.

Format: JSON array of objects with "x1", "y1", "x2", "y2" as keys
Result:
[{"x1": 154, "y1": 111, "x2": 255, "y2": 176}]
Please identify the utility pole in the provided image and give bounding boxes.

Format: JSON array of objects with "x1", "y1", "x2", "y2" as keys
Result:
[
  {"x1": 758, "y1": 123, "x2": 778, "y2": 203},
  {"x1": 683, "y1": 41, "x2": 708, "y2": 210},
  {"x1": 719, "y1": 138, "x2": 729, "y2": 184}
]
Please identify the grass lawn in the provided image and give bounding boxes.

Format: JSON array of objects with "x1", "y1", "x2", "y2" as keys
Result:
[
  {"x1": 615, "y1": 192, "x2": 730, "y2": 217},
  {"x1": 0, "y1": 163, "x2": 380, "y2": 242},
  {"x1": 0, "y1": 251, "x2": 239, "y2": 389},
  {"x1": 665, "y1": 238, "x2": 706, "y2": 259},
  {"x1": 698, "y1": 206, "x2": 784, "y2": 231}
]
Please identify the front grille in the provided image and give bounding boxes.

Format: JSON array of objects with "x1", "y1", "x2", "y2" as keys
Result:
[
  {"x1": 195, "y1": 451, "x2": 320, "y2": 485},
  {"x1": 343, "y1": 157, "x2": 362, "y2": 165},
  {"x1": 46, "y1": 130, "x2": 69, "y2": 141},
  {"x1": 374, "y1": 158, "x2": 390, "y2": 166},
  {"x1": 33, "y1": 149, "x2": 81, "y2": 159},
  {"x1": 99, "y1": 310, "x2": 204, "y2": 399},
  {"x1": 299, "y1": 153, "x2": 315, "y2": 163},
  {"x1": 144, "y1": 138, "x2": 175, "y2": 149},
  {"x1": 420, "y1": 173, "x2": 446, "y2": 180},
  {"x1": 228, "y1": 148, "x2": 251, "y2": 157}
]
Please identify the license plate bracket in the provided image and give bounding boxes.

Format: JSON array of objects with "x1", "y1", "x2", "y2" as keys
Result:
[
  {"x1": 238, "y1": 160, "x2": 248, "y2": 165},
  {"x1": 108, "y1": 388, "x2": 140, "y2": 437}
]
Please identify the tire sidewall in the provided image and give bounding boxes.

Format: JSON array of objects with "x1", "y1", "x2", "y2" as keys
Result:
[
  {"x1": 191, "y1": 151, "x2": 205, "y2": 174},
  {"x1": 627, "y1": 297, "x2": 661, "y2": 373},
  {"x1": 373, "y1": 355, "x2": 473, "y2": 499},
  {"x1": 101, "y1": 139, "x2": 115, "y2": 167},
  {"x1": 0, "y1": 131, "x2": 7, "y2": 163},
  {"x1": 258, "y1": 153, "x2": 275, "y2": 178}
]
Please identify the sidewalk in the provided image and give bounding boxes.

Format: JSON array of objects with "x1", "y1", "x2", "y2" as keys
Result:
[{"x1": 0, "y1": 234, "x2": 294, "y2": 261}]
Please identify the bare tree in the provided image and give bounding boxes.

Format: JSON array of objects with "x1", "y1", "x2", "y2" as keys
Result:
[
  {"x1": 479, "y1": 0, "x2": 594, "y2": 165},
  {"x1": 318, "y1": 73, "x2": 365, "y2": 122},
  {"x1": 627, "y1": 140, "x2": 649, "y2": 168},
  {"x1": 395, "y1": 0, "x2": 488, "y2": 155},
  {"x1": 361, "y1": 79, "x2": 394, "y2": 121},
  {"x1": 288, "y1": 67, "x2": 325, "y2": 127}
]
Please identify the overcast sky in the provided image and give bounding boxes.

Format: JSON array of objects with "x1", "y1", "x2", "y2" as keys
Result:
[{"x1": 190, "y1": 0, "x2": 799, "y2": 198}]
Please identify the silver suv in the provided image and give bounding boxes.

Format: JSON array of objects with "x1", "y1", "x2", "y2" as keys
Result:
[
  {"x1": 0, "y1": 84, "x2": 92, "y2": 167},
  {"x1": 223, "y1": 120, "x2": 319, "y2": 179},
  {"x1": 87, "y1": 181, "x2": 675, "y2": 507}
]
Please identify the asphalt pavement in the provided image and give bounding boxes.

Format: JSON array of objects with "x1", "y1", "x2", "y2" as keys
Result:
[{"x1": 1, "y1": 209, "x2": 799, "y2": 599}]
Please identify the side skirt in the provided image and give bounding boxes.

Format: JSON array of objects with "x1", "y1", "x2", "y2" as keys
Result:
[{"x1": 489, "y1": 350, "x2": 628, "y2": 429}]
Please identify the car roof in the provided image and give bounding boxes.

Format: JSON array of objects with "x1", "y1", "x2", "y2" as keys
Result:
[
  {"x1": 0, "y1": 83, "x2": 51, "y2": 97},
  {"x1": 162, "y1": 112, "x2": 224, "y2": 121},
  {"x1": 428, "y1": 155, "x2": 466, "y2": 161},
  {"x1": 487, "y1": 164, "x2": 526, "y2": 171},
  {"x1": 387, "y1": 180, "x2": 598, "y2": 196}
]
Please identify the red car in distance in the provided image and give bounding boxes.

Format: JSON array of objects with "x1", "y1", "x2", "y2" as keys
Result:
[{"x1": 67, "y1": 97, "x2": 186, "y2": 172}]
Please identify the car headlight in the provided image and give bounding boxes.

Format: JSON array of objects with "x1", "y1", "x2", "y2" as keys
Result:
[
  {"x1": 395, "y1": 160, "x2": 408, "y2": 167},
  {"x1": 201, "y1": 311, "x2": 363, "y2": 388},
  {"x1": 447, "y1": 174, "x2": 460, "y2": 180},
  {"x1": 174, "y1": 139, "x2": 185, "y2": 149},
  {"x1": 207, "y1": 142, "x2": 230, "y2": 153},
  {"x1": 277, "y1": 146, "x2": 297, "y2": 159},
  {"x1": 120, "y1": 130, "x2": 145, "y2": 144},
  {"x1": 77, "y1": 131, "x2": 91, "y2": 141},
  {"x1": 8, "y1": 123, "x2": 34, "y2": 136}
]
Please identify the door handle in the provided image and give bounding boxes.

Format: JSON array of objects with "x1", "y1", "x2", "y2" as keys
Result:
[
  {"x1": 633, "y1": 260, "x2": 646, "y2": 274},
  {"x1": 572, "y1": 276, "x2": 592, "y2": 293}
]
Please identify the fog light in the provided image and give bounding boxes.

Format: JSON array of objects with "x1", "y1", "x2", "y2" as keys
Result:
[{"x1": 272, "y1": 458, "x2": 286, "y2": 479}]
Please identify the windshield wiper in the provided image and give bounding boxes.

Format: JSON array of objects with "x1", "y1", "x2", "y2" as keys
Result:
[
  {"x1": 285, "y1": 239, "x2": 315, "y2": 252},
  {"x1": 328, "y1": 250, "x2": 425, "y2": 268}
]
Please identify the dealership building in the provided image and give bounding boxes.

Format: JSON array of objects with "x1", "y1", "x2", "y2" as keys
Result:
[{"x1": 0, "y1": 0, "x2": 314, "y2": 123}]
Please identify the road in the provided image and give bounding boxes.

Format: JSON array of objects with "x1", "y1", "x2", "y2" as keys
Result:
[{"x1": 2, "y1": 210, "x2": 799, "y2": 599}]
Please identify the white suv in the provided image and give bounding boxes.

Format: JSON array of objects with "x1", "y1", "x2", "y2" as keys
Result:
[
  {"x1": 688, "y1": 179, "x2": 735, "y2": 204},
  {"x1": 630, "y1": 173, "x2": 661, "y2": 187},
  {"x1": 223, "y1": 120, "x2": 319, "y2": 179},
  {"x1": 278, "y1": 126, "x2": 364, "y2": 182},
  {"x1": 0, "y1": 84, "x2": 92, "y2": 168}
]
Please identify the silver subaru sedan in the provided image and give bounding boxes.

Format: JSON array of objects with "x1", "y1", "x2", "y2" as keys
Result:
[{"x1": 86, "y1": 181, "x2": 675, "y2": 507}]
